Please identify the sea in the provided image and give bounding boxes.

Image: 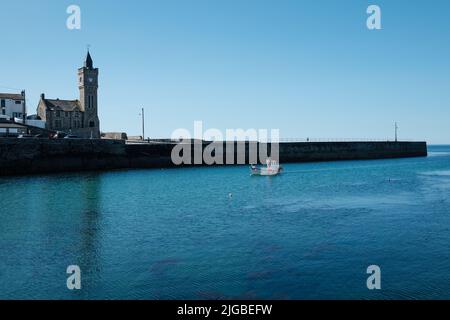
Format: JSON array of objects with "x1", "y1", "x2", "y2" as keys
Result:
[{"x1": 1, "y1": 145, "x2": 450, "y2": 300}]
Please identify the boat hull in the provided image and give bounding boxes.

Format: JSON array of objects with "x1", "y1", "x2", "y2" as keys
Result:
[{"x1": 250, "y1": 167, "x2": 282, "y2": 176}]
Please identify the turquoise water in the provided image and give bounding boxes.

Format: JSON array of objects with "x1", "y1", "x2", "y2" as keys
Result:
[{"x1": 1, "y1": 145, "x2": 450, "y2": 300}]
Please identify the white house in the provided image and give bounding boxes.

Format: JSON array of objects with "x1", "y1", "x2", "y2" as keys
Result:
[
  {"x1": 0, "y1": 91, "x2": 46, "y2": 129},
  {"x1": 0, "y1": 91, "x2": 26, "y2": 121}
]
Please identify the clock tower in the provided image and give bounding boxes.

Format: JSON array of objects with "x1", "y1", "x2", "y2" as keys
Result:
[{"x1": 78, "y1": 50, "x2": 100, "y2": 137}]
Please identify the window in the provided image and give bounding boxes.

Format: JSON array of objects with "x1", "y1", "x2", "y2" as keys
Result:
[
  {"x1": 15, "y1": 100, "x2": 21, "y2": 105},
  {"x1": 56, "y1": 111, "x2": 61, "y2": 117},
  {"x1": 54, "y1": 120, "x2": 62, "y2": 129},
  {"x1": 74, "y1": 112, "x2": 79, "y2": 118},
  {"x1": 65, "y1": 112, "x2": 69, "y2": 117},
  {"x1": 87, "y1": 96, "x2": 95, "y2": 109},
  {"x1": 89, "y1": 121, "x2": 95, "y2": 128}
]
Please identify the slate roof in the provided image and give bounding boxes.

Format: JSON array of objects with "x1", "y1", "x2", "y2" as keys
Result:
[
  {"x1": 42, "y1": 99, "x2": 82, "y2": 112},
  {"x1": 0, "y1": 93, "x2": 25, "y2": 100},
  {"x1": 85, "y1": 51, "x2": 93, "y2": 69}
]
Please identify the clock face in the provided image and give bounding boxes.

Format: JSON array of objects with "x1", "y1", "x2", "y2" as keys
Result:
[{"x1": 88, "y1": 77, "x2": 93, "y2": 83}]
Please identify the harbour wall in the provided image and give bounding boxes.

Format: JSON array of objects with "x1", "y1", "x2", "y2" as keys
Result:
[{"x1": 0, "y1": 139, "x2": 427, "y2": 176}]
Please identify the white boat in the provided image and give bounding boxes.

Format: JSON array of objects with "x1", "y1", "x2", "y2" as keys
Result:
[{"x1": 250, "y1": 159, "x2": 283, "y2": 176}]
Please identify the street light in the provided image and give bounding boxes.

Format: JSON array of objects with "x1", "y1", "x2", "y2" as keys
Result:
[
  {"x1": 139, "y1": 108, "x2": 145, "y2": 141},
  {"x1": 395, "y1": 122, "x2": 398, "y2": 142}
]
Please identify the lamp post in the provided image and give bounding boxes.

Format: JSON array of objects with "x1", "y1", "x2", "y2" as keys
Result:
[
  {"x1": 140, "y1": 108, "x2": 145, "y2": 141},
  {"x1": 395, "y1": 122, "x2": 398, "y2": 142}
]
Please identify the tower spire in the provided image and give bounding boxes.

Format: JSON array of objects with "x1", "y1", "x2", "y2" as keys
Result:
[{"x1": 85, "y1": 47, "x2": 93, "y2": 69}]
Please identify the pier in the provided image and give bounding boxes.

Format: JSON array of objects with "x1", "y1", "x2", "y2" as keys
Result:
[{"x1": 0, "y1": 138, "x2": 428, "y2": 176}]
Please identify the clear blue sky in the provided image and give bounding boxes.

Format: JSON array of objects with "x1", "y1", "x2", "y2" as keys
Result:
[{"x1": 1, "y1": 0, "x2": 449, "y2": 143}]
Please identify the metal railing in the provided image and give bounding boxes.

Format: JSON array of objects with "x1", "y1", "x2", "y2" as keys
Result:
[
  {"x1": 126, "y1": 137, "x2": 422, "y2": 144},
  {"x1": 276, "y1": 138, "x2": 418, "y2": 143}
]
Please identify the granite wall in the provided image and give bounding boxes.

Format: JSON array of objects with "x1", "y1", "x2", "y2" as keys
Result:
[{"x1": 0, "y1": 139, "x2": 427, "y2": 176}]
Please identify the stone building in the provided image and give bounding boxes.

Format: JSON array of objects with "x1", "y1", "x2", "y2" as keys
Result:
[{"x1": 37, "y1": 51, "x2": 100, "y2": 138}]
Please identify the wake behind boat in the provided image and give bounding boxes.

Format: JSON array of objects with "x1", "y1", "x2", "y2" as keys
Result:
[{"x1": 250, "y1": 159, "x2": 283, "y2": 176}]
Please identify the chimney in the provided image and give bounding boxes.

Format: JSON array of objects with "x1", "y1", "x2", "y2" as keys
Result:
[{"x1": 40, "y1": 93, "x2": 45, "y2": 100}]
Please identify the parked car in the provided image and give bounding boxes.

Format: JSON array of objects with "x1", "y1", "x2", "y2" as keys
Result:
[
  {"x1": 64, "y1": 134, "x2": 79, "y2": 139},
  {"x1": 54, "y1": 132, "x2": 66, "y2": 139},
  {"x1": 17, "y1": 134, "x2": 35, "y2": 139}
]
